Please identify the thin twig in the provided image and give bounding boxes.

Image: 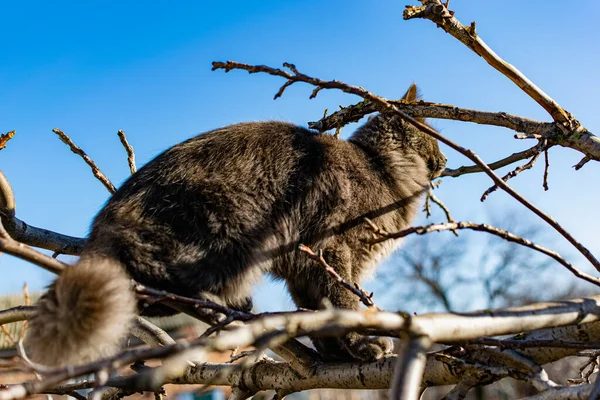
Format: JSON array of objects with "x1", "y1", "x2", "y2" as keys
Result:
[
  {"x1": 0, "y1": 131, "x2": 16, "y2": 151},
  {"x1": 452, "y1": 337, "x2": 600, "y2": 350},
  {"x1": 481, "y1": 148, "x2": 542, "y2": 201},
  {"x1": 19, "y1": 284, "x2": 30, "y2": 341},
  {"x1": 52, "y1": 128, "x2": 116, "y2": 194},
  {"x1": 299, "y1": 244, "x2": 377, "y2": 308},
  {"x1": 543, "y1": 148, "x2": 550, "y2": 191},
  {"x1": 425, "y1": 185, "x2": 458, "y2": 236},
  {"x1": 117, "y1": 130, "x2": 137, "y2": 174},
  {"x1": 442, "y1": 144, "x2": 542, "y2": 178}
]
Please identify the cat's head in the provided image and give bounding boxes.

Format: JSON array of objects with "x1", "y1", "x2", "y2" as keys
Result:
[{"x1": 351, "y1": 84, "x2": 447, "y2": 179}]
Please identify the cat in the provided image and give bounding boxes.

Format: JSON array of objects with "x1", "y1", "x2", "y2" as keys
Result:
[{"x1": 25, "y1": 84, "x2": 446, "y2": 365}]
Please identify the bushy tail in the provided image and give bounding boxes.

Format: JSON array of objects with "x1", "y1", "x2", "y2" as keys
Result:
[{"x1": 24, "y1": 255, "x2": 137, "y2": 367}]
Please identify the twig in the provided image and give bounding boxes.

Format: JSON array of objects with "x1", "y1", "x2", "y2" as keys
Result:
[
  {"x1": 0, "y1": 131, "x2": 16, "y2": 150},
  {"x1": 212, "y1": 60, "x2": 600, "y2": 275},
  {"x1": 52, "y1": 128, "x2": 116, "y2": 194},
  {"x1": 299, "y1": 244, "x2": 377, "y2": 308},
  {"x1": 366, "y1": 220, "x2": 600, "y2": 287},
  {"x1": 519, "y1": 385, "x2": 592, "y2": 400},
  {"x1": 0, "y1": 306, "x2": 35, "y2": 325},
  {"x1": 19, "y1": 284, "x2": 30, "y2": 340},
  {"x1": 117, "y1": 130, "x2": 137, "y2": 174},
  {"x1": 481, "y1": 147, "x2": 542, "y2": 201},
  {"x1": 135, "y1": 283, "x2": 319, "y2": 376},
  {"x1": 442, "y1": 144, "x2": 542, "y2": 178},
  {"x1": 543, "y1": 148, "x2": 550, "y2": 191},
  {"x1": 425, "y1": 184, "x2": 458, "y2": 236}
]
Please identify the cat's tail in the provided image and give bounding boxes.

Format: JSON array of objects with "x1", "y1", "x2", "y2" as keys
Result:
[{"x1": 24, "y1": 255, "x2": 137, "y2": 366}]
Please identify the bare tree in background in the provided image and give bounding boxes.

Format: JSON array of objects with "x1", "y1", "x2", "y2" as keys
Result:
[
  {"x1": 380, "y1": 213, "x2": 564, "y2": 314},
  {"x1": 2, "y1": 1, "x2": 600, "y2": 399}
]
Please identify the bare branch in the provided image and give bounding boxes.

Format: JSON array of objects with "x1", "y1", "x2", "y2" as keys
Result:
[
  {"x1": 0, "y1": 306, "x2": 35, "y2": 325},
  {"x1": 52, "y1": 128, "x2": 116, "y2": 194},
  {"x1": 366, "y1": 220, "x2": 600, "y2": 287},
  {"x1": 212, "y1": 60, "x2": 600, "y2": 274},
  {"x1": 0, "y1": 171, "x2": 85, "y2": 255},
  {"x1": 0, "y1": 130, "x2": 16, "y2": 151},
  {"x1": 454, "y1": 337, "x2": 600, "y2": 350},
  {"x1": 117, "y1": 130, "x2": 137, "y2": 174},
  {"x1": 442, "y1": 144, "x2": 542, "y2": 178},
  {"x1": 520, "y1": 384, "x2": 592, "y2": 400},
  {"x1": 299, "y1": 244, "x2": 377, "y2": 308},
  {"x1": 543, "y1": 148, "x2": 550, "y2": 191},
  {"x1": 390, "y1": 334, "x2": 432, "y2": 400},
  {"x1": 481, "y1": 144, "x2": 543, "y2": 201},
  {"x1": 0, "y1": 218, "x2": 67, "y2": 274},
  {"x1": 403, "y1": 1, "x2": 571, "y2": 127},
  {"x1": 308, "y1": 101, "x2": 555, "y2": 137},
  {"x1": 132, "y1": 317, "x2": 176, "y2": 347}
]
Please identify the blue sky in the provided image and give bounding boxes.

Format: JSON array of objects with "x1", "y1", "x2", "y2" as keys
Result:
[{"x1": 1, "y1": 1, "x2": 599, "y2": 312}]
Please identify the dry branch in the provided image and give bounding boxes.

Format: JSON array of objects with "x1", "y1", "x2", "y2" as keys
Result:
[
  {"x1": 390, "y1": 334, "x2": 432, "y2": 400},
  {"x1": 481, "y1": 148, "x2": 542, "y2": 201},
  {"x1": 0, "y1": 130, "x2": 16, "y2": 150},
  {"x1": 0, "y1": 218, "x2": 67, "y2": 274},
  {"x1": 0, "y1": 171, "x2": 84, "y2": 255},
  {"x1": 403, "y1": 0, "x2": 600, "y2": 165},
  {"x1": 443, "y1": 144, "x2": 543, "y2": 178},
  {"x1": 366, "y1": 220, "x2": 600, "y2": 287},
  {"x1": 4, "y1": 296, "x2": 600, "y2": 397},
  {"x1": 404, "y1": 1, "x2": 569, "y2": 127},
  {"x1": 53, "y1": 128, "x2": 116, "y2": 194},
  {"x1": 299, "y1": 244, "x2": 377, "y2": 308},
  {"x1": 117, "y1": 130, "x2": 137, "y2": 174}
]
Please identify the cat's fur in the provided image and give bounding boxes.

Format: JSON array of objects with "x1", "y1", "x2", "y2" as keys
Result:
[{"x1": 25, "y1": 85, "x2": 446, "y2": 365}]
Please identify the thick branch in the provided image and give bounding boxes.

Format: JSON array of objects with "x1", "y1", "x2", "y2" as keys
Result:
[
  {"x1": 0, "y1": 171, "x2": 84, "y2": 255},
  {"x1": 0, "y1": 218, "x2": 67, "y2": 274},
  {"x1": 309, "y1": 101, "x2": 556, "y2": 137},
  {"x1": 403, "y1": 1, "x2": 571, "y2": 127},
  {"x1": 390, "y1": 335, "x2": 432, "y2": 400}
]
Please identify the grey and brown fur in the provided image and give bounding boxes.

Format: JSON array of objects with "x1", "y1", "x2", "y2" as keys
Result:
[{"x1": 25, "y1": 84, "x2": 446, "y2": 365}]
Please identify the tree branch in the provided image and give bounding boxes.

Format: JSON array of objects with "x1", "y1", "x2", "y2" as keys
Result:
[
  {"x1": 366, "y1": 220, "x2": 600, "y2": 287},
  {"x1": 52, "y1": 128, "x2": 116, "y2": 194},
  {"x1": 0, "y1": 171, "x2": 85, "y2": 255},
  {"x1": 390, "y1": 334, "x2": 432, "y2": 400},
  {"x1": 117, "y1": 130, "x2": 137, "y2": 175}
]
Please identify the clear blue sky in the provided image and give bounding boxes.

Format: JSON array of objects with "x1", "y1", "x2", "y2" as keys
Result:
[{"x1": 1, "y1": 1, "x2": 599, "y2": 312}]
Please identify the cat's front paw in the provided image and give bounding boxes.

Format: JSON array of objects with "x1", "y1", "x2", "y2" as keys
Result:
[{"x1": 343, "y1": 334, "x2": 394, "y2": 362}]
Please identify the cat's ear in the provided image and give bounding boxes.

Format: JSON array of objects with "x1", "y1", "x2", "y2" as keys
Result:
[{"x1": 401, "y1": 83, "x2": 422, "y2": 102}]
